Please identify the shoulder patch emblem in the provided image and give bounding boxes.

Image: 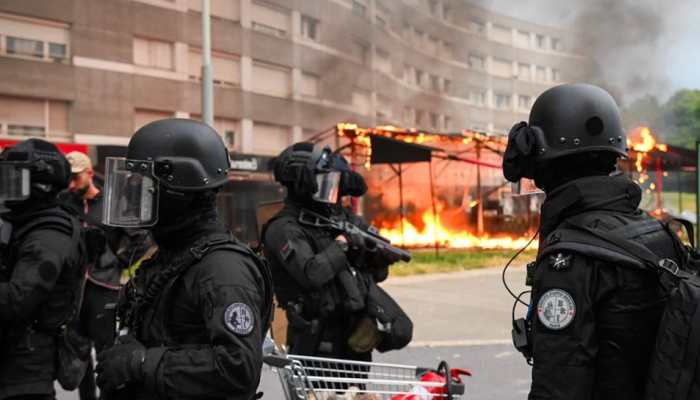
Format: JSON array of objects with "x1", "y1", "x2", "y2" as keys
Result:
[
  {"x1": 549, "y1": 253, "x2": 572, "y2": 271},
  {"x1": 537, "y1": 289, "x2": 576, "y2": 330},
  {"x1": 280, "y1": 240, "x2": 294, "y2": 260},
  {"x1": 224, "y1": 303, "x2": 255, "y2": 335}
]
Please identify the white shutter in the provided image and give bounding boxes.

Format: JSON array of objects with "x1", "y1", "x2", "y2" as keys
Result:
[
  {"x1": 151, "y1": 40, "x2": 173, "y2": 70},
  {"x1": 516, "y1": 31, "x2": 530, "y2": 48},
  {"x1": 0, "y1": 95, "x2": 44, "y2": 126},
  {"x1": 251, "y1": 2, "x2": 289, "y2": 35},
  {"x1": 352, "y1": 90, "x2": 371, "y2": 116},
  {"x1": 133, "y1": 38, "x2": 150, "y2": 66},
  {"x1": 188, "y1": 50, "x2": 201, "y2": 78},
  {"x1": 212, "y1": 54, "x2": 239, "y2": 84},
  {"x1": 252, "y1": 123, "x2": 289, "y2": 155},
  {"x1": 491, "y1": 24, "x2": 511, "y2": 44},
  {"x1": 492, "y1": 58, "x2": 512, "y2": 78},
  {"x1": 300, "y1": 73, "x2": 319, "y2": 97},
  {"x1": 0, "y1": 15, "x2": 68, "y2": 44},
  {"x1": 252, "y1": 62, "x2": 290, "y2": 97}
]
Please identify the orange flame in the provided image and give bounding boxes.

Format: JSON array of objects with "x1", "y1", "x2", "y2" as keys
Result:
[
  {"x1": 377, "y1": 208, "x2": 536, "y2": 250},
  {"x1": 627, "y1": 126, "x2": 668, "y2": 174}
]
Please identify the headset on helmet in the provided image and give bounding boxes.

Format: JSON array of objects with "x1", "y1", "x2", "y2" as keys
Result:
[{"x1": 503, "y1": 83, "x2": 627, "y2": 183}]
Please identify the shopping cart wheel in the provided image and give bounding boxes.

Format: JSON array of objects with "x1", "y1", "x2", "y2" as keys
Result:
[{"x1": 438, "y1": 360, "x2": 465, "y2": 399}]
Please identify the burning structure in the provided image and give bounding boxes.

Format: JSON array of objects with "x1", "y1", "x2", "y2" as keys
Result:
[{"x1": 308, "y1": 123, "x2": 696, "y2": 251}]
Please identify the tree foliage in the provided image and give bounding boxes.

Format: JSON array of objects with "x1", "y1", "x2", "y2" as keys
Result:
[{"x1": 623, "y1": 90, "x2": 700, "y2": 149}]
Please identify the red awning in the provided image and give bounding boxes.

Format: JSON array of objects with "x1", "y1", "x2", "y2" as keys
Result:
[{"x1": 0, "y1": 139, "x2": 89, "y2": 155}]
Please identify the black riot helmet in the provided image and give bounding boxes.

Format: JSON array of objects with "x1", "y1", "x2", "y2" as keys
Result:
[
  {"x1": 503, "y1": 84, "x2": 627, "y2": 184},
  {"x1": 0, "y1": 138, "x2": 70, "y2": 203},
  {"x1": 103, "y1": 118, "x2": 231, "y2": 227},
  {"x1": 273, "y1": 142, "x2": 341, "y2": 204}
]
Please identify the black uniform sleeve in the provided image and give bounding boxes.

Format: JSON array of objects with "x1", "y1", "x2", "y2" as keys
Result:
[
  {"x1": 264, "y1": 220, "x2": 347, "y2": 289},
  {"x1": 0, "y1": 228, "x2": 72, "y2": 322},
  {"x1": 141, "y1": 250, "x2": 265, "y2": 398},
  {"x1": 529, "y1": 253, "x2": 615, "y2": 400}
]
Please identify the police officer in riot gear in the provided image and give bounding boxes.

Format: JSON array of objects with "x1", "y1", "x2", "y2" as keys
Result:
[
  {"x1": 503, "y1": 84, "x2": 681, "y2": 400},
  {"x1": 0, "y1": 139, "x2": 84, "y2": 400},
  {"x1": 262, "y1": 142, "x2": 410, "y2": 362},
  {"x1": 94, "y1": 119, "x2": 273, "y2": 399}
]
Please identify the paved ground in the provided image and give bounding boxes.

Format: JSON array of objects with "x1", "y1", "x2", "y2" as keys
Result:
[{"x1": 59, "y1": 266, "x2": 532, "y2": 400}]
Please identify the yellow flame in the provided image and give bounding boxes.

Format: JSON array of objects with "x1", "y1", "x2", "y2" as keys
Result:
[{"x1": 378, "y1": 209, "x2": 536, "y2": 250}]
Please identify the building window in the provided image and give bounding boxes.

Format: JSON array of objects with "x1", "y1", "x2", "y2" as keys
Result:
[
  {"x1": 494, "y1": 93, "x2": 511, "y2": 110},
  {"x1": 350, "y1": 40, "x2": 368, "y2": 65},
  {"x1": 443, "y1": 79, "x2": 451, "y2": 94},
  {"x1": 133, "y1": 38, "x2": 174, "y2": 70},
  {"x1": 301, "y1": 15, "x2": 319, "y2": 41},
  {"x1": 6, "y1": 37, "x2": 43, "y2": 58},
  {"x1": 491, "y1": 24, "x2": 512, "y2": 44},
  {"x1": 7, "y1": 124, "x2": 45, "y2": 137},
  {"x1": 375, "y1": 1, "x2": 390, "y2": 28},
  {"x1": 352, "y1": 0, "x2": 367, "y2": 17},
  {"x1": 188, "y1": 0, "x2": 239, "y2": 20},
  {"x1": 0, "y1": 15, "x2": 70, "y2": 63},
  {"x1": 375, "y1": 47, "x2": 391, "y2": 74},
  {"x1": 492, "y1": 58, "x2": 512, "y2": 78},
  {"x1": 518, "y1": 63, "x2": 530, "y2": 80},
  {"x1": 536, "y1": 65, "x2": 547, "y2": 82},
  {"x1": 415, "y1": 110, "x2": 426, "y2": 126},
  {"x1": 376, "y1": 95, "x2": 392, "y2": 119},
  {"x1": 444, "y1": 115, "x2": 452, "y2": 131},
  {"x1": 518, "y1": 95, "x2": 532, "y2": 110},
  {"x1": 516, "y1": 31, "x2": 530, "y2": 48},
  {"x1": 251, "y1": 1, "x2": 290, "y2": 37},
  {"x1": 189, "y1": 49, "x2": 241, "y2": 86},
  {"x1": 468, "y1": 54, "x2": 484, "y2": 70},
  {"x1": 551, "y1": 38, "x2": 561, "y2": 51},
  {"x1": 352, "y1": 89, "x2": 371, "y2": 116},
  {"x1": 403, "y1": 64, "x2": 415, "y2": 84},
  {"x1": 552, "y1": 68, "x2": 561, "y2": 82},
  {"x1": 415, "y1": 69, "x2": 425, "y2": 87},
  {"x1": 429, "y1": 112, "x2": 439, "y2": 129},
  {"x1": 300, "y1": 73, "x2": 319, "y2": 97},
  {"x1": 535, "y1": 34, "x2": 546, "y2": 49},
  {"x1": 430, "y1": 75, "x2": 441, "y2": 92},
  {"x1": 469, "y1": 91, "x2": 486, "y2": 106},
  {"x1": 252, "y1": 122, "x2": 290, "y2": 156},
  {"x1": 251, "y1": 61, "x2": 291, "y2": 97},
  {"x1": 468, "y1": 19, "x2": 485, "y2": 35}
]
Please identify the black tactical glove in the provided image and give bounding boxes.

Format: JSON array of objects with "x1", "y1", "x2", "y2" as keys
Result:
[
  {"x1": 337, "y1": 229, "x2": 366, "y2": 261},
  {"x1": 95, "y1": 335, "x2": 146, "y2": 393}
]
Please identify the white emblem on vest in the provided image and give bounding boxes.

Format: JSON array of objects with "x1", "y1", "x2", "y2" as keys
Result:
[
  {"x1": 537, "y1": 289, "x2": 576, "y2": 330},
  {"x1": 224, "y1": 303, "x2": 255, "y2": 335}
]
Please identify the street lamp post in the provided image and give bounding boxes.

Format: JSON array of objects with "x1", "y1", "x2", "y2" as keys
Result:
[{"x1": 201, "y1": 0, "x2": 214, "y2": 127}]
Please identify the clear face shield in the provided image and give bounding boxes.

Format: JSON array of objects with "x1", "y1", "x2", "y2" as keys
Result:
[
  {"x1": 312, "y1": 171, "x2": 341, "y2": 204},
  {"x1": 103, "y1": 157, "x2": 159, "y2": 227},
  {"x1": 0, "y1": 163, "x2": 31, "y2": 202}
]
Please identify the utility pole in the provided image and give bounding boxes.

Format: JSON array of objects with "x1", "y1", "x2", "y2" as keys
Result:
[{"x1": 201, "y1": 0, "x2": 214, "y2": 126}]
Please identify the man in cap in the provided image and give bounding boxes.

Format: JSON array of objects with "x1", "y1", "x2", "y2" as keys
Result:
[{"x1": 62, "y1": 151, "x2": 149, "y2": 400}]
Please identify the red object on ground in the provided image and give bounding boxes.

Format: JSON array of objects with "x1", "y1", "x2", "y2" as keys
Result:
[
  {"x1": 0, "y1": 139, "x2": 88, "y2": 155},
  {"x1": 390, "y1": 368, "x2": 472, "y2": 400}
]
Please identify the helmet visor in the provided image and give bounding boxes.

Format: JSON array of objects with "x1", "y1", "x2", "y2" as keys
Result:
[
  {"x1": 103, "y1": 157, "x2": 159, "y2": 227},
  {"x1": 312, "y1": 171, "x2": 341, "y2": 204},
  {"x1": 0, "y1": 163, "x2": 30, "y2": 201}
]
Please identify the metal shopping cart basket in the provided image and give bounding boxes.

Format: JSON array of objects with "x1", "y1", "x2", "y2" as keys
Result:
[{"x1": 263, "y1": 353, "x2": 469, "y2": 400}]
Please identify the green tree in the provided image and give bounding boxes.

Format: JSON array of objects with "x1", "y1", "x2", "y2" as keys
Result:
[{"x1": 662, "y1": 90, "x2": 700, "y2": 149}]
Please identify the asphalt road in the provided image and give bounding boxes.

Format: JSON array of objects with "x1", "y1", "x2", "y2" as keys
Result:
[{"x1": 58, "y1": 266, "x2": 532, "y2": 400}]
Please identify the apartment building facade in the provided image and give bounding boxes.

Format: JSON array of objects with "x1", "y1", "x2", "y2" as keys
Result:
[{"x1": 0, "y1": 0, "x2": 582, "y2": 157}]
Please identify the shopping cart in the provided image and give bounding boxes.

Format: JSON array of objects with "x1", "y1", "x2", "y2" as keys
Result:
[{"x1": 263, "y1": 353, "x2": 469, "y2": 400}]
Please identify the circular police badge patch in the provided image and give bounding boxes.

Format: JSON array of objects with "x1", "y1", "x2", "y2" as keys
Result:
[
  {"x1": 537, "y1": 289, "x2": 576, "y2": 330},
  {"x1": 224, "y1": 303, "x2": 255, "y2": 336}
]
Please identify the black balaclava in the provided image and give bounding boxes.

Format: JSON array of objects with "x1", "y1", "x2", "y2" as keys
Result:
[
  {"x1": 534, "y1": 151, "x2": 619, "y2": 193},
  {"x1": 151, "y1": 188, "x2": 223, "y2": 248}
]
